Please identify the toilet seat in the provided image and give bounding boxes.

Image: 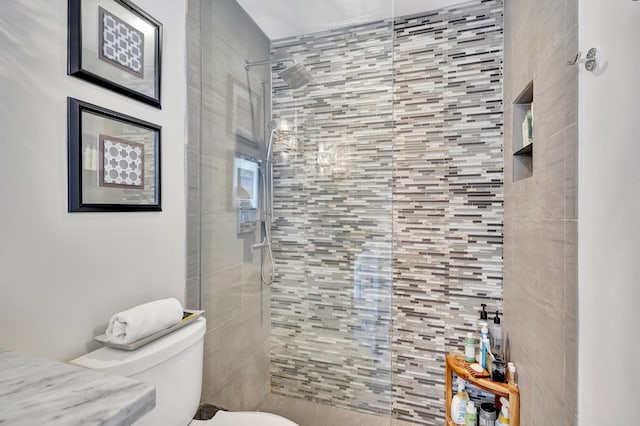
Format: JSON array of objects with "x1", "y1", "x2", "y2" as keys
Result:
[{"x1": 190, "y1": 410, "x2": 299, "y2": 426}]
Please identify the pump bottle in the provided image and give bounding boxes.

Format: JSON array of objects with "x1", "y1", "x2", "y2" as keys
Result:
[
  {"x1": 479, "y1": 304, "x2": 488, "y2": 322},
  {"x1": 489, "y1": 311, "x2": 503, "y2": 356},
  {"x1": 480, "y1": 323, "x2": 489, "y2": 370},
  {"x1": 451, "y1": 378, "x2": 469, "y2": 425}
]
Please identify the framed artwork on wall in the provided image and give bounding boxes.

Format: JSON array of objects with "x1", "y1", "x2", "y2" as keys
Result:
[
  {"x1": 68, "y1": 97, "x2": 161, "y2": 212},
  {"x1": 68, "y1": 0, "x2": 162, "y2": 108}
]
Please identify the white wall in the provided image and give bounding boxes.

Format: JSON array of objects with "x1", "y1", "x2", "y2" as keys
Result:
[
  {"x1": 579, "y1": 0, "x2": 640, "y2": 423},
  {"x1": 236, "y1": 0, "x2": 467, "y2": 39},
  {"x1": 0, "y1": 0, "x2": 187, "y2": 361}
]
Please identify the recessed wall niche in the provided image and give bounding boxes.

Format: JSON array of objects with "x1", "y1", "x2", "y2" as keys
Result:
[{"x1": 513, "y1": 81, "x2": 533, "y2": 181}]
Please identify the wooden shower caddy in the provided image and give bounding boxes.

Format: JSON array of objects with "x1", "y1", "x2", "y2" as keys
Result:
[{"x1": 445, "y1": 354, "x2": 520, "y2": 426}]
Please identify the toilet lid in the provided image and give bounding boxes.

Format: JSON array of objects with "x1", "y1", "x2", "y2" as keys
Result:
[{"x1": 191, "y1": 411, "x2": 299, "y2": 426}]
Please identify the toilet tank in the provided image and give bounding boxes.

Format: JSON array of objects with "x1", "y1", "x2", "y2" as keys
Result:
[{"x1": 71, "y1": 317, "x2": 206, "y2": 426}]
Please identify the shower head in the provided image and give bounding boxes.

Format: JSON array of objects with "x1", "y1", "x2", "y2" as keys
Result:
[
  {"x1": 244, "y1": 57, "x2": 313, "y2": 89},
  {"x1": 268, "y1": 120, "x2": 279, "y2": 132},
  {"x1": 277, "y1": 63, "x2": 313, "y2": 90}
]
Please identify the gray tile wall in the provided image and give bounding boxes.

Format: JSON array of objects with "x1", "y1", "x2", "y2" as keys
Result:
[
  {"x1": 186, "y1": 0, "x2": 272, "y2": 411},
  {"x1": 392, "y1": 2, "x2": 504, "y2": 424},
  {"x1": 270, "y1": 19, "x2": 395, "y2": 416},
  {"x1": 503, "y1": 1, "x2": 578, "y2": 425},
  {"x1": 185, "y1": 0, "x2": 202, "y2": 310},
  {"x1": 271, "y1": 1, "x2": 504, "y2": 424}
]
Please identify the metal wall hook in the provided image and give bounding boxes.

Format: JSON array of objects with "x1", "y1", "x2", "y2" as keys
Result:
[
  {"x1": 567, "y1": 52, "x2": 582, "y2": 66},
  {"x1": 568, "y1": 48, "x2": 598, "y2": 71}
]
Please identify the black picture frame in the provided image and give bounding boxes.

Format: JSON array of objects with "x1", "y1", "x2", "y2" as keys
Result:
[
  {"x1": 68, "y1": 0, "x2": 162, "y2": 108},
  {"x1": 68, "y1": 97, "x2": 162, "y2": 212}
]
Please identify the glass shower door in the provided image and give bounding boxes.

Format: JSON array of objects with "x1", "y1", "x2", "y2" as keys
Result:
[{"x1": 269, "y1": 16, "x2": 395, "y2": 421}]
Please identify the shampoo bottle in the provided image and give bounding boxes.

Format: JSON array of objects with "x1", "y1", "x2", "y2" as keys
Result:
[
  {"x1": 480, "y1": 323, "x2": 489, "y2": 370},
  {"x1": 465, "y1": 401, "x2": 477, "y2": 426},
  {"x1": 507, "y1": 362, "x2": 517, "y2": 387},
  {"x1": 490, "y1": 311, "x2": 503, "y2": 356},
  {"x1": 451, "y1": 378, "x2": 469, "y2": 425},
  {"x1": 464, "y1": 333, "x2": 476, "y2": 363},
  {"x1": 495, "y1": 397, "x2": 510, "y2": 425}
]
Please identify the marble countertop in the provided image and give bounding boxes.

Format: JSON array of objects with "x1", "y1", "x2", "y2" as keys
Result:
[{"x1": 0, "y1": 348, "x2": 155, "y2": 426}]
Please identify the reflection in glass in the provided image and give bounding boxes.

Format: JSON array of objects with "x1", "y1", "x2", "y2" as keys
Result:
[{"x1": 234, "y1": 156, "x2": 259, "y2": 234}]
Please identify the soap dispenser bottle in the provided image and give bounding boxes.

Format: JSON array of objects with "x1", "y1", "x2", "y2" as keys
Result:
[
  {"x1": 477, "y1": 303, "x2": 488, "y2": 350},
  {"x1": 490, "y1": 311, "x2": 502, "y2": 355},
  {"x1": 479, "y1": 304, "x2": 488, "y2": 322}
]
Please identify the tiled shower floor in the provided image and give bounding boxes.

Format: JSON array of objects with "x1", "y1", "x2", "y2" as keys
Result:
[{"x1": 257, "y1": 394, "x2": 419, "y2": 426}]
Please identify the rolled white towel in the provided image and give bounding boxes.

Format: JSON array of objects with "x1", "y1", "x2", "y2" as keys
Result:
[{"x1": 105, "y1": 298, "x2": 183, "y2": 344}]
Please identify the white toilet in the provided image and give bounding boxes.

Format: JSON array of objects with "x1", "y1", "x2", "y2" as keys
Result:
[{"x1": 71, "y1": 317, "x2": 297, "y2": 426}]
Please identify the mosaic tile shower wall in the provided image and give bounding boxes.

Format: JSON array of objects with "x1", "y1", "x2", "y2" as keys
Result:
[
  {"x1": 270, "y1": 19, "x2": 395, "y2": 415},
  {"x1": 392, "y1": 1, "x2": 504, "y2": 424},
  {"x1": 270, "y1": 1, "x2": 503, "y2": 424}
]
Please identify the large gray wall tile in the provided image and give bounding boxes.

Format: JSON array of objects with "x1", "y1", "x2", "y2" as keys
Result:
[
  {"x1": 187, "y1": 0, "x2": 271, "y2": 410},
  {"x1": 503, "y1": 0, "x2": 578, "y2": 424},
  {"x1": 185, "y1": 0, "x2": 202, "y2": 309}
]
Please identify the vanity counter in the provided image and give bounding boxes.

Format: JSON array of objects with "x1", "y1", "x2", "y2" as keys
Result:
[{"x1": 0, "y1": 348, "x2": 155, "y2": 425}]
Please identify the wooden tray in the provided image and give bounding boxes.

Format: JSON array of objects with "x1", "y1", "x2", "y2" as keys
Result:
[{"x1": 452, "y1": 355, "x2": 490, "y2": 378}]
